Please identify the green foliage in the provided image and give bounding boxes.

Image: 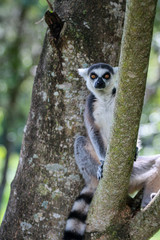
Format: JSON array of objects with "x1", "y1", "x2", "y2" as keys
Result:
[
  {"x1": 0, "y1": 153, "x2": 19, "y2": 223},
  {"x1": 0, "y1": 0, "x2": 48, "y2": 148},
  {"x1": 139, "y1": 1, "x2": 160, "y2": 157},
  {"x1": 0, "y1": 0, "x2": 47, "y2": 224}
]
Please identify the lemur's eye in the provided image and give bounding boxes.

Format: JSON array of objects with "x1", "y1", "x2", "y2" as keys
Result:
[
  {"x1": 90, "y1": 73, "x2": 97, "y2": 79},
  {"x1": 103, "y1": 72, "x2": 110, "y2": 79}
]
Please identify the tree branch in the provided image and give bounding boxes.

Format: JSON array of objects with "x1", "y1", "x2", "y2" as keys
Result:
[
  {"x1": 129, "y1": 190, "x2": 160, "y2": 240},
  {"x1": 87, "y1": 0, "x2": 158, "y2": 236}
]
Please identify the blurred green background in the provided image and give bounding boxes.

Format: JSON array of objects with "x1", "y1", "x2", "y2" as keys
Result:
[
  {"x1": 0, "y1": 0, "x2": 160, "y2": 239},
  {"x1": 0, "y1": 0, "x2": 47, "y2": 223}
]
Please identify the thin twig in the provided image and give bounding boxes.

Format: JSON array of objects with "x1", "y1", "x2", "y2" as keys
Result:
[{"x1": 46, "y1": 0, "x2": 54, "y2": 11}]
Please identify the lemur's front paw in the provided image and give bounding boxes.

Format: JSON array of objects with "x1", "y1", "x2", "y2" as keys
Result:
[{"x1": 97, "y1": 160, "x2": 105, "y2": 180}]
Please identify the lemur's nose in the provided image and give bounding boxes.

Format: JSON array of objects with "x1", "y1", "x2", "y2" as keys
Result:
[{"x1": 94, "y1": 78, "x2": 105, "y2": 89}]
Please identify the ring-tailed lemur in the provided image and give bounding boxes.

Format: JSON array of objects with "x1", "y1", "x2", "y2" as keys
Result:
[{"x1": 63, "y1": 63, "x2": 160, "y2": 240}]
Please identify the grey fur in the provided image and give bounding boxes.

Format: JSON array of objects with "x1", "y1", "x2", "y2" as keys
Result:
[
  {"x1": 64, "y1": 63, "x2": 160, "y2": 240},
  {"x1": 77, "y1": 63, "x2": 160, "y2": 207},
  {"x1": 74, "y1": 136, "x2": 99, "y2": 184}
]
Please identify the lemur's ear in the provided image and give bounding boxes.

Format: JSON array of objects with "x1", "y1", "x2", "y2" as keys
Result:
[
  {"x1": 113, "y1": 67, "x2": 119, "y2": 74},
  {"x1": 78, "y1": 68, "x2": 88, "y2": 79}
]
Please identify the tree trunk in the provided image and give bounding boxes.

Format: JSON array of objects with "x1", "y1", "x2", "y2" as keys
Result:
[{"x1": 0, "y1": 1, "x2": 125, "y2": 239}]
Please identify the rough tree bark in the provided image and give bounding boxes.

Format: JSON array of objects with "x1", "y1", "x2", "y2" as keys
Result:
[{"x1": 0, "y1": 1, "x2": 126, "y2": 239}]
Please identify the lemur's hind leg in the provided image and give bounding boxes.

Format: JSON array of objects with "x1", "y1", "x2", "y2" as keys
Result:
[
  {"x1": 141, "y1": 156, "x2": 160, "y2": 208},
  {"x1": 74, "y1": 136, "x2": 100, "y2": 184},
  {"x1": 129, "y1": 155, "x2": 160, "y2": 208}
]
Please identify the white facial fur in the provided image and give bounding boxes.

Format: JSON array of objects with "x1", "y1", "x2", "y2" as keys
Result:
[{"x1": 78, "y1": 66, "x2": 118, "y2": 99}]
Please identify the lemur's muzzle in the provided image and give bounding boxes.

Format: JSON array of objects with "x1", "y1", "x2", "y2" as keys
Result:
[{"x1": 94, "y1": 78, "x2": 105, "y2": 89}]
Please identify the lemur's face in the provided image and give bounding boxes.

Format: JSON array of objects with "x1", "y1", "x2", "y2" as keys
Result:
[{"x1": 78, "y1": 63, "x2": 118, "y2": 94}]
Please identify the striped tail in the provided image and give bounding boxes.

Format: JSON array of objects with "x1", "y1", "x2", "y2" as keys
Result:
[{"x1": 63, "y1": 183, "x2": 96, "y2": 240}]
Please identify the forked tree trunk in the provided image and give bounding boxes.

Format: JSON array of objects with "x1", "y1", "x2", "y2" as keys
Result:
[{"x1": 0, "y1": 1, "x2": 125, "y2": 239}]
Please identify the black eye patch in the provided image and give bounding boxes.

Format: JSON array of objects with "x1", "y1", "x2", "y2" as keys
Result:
[
  {"x1": 102, "y1": 72, "x2": 110, "y2": 80},
  {"x1": 90, "y1": 72, "x2": 98, "y2": 80}
]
